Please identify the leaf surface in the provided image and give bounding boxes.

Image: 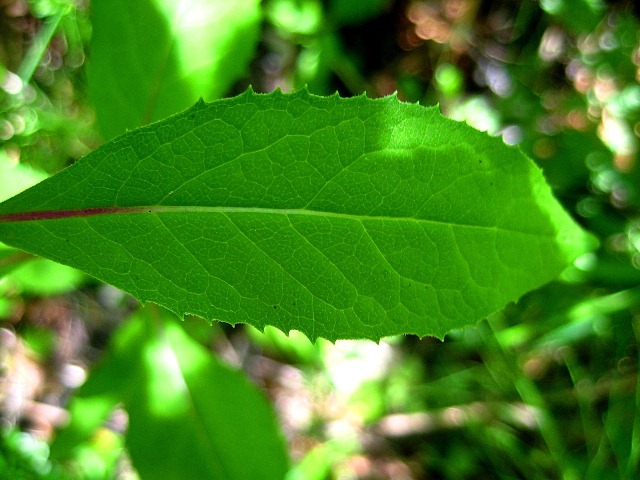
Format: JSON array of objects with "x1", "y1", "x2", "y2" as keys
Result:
[{"x1": 0, "y1": 89, "x2": 596, "y2": 341}]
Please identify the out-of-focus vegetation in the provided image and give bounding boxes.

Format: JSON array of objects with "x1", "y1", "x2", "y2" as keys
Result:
[{"x1": 1, "y1": 0, "x2": 639, "y2": 479}]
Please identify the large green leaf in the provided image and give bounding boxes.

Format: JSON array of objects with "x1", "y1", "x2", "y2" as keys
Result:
[
  {"x1": 0, "y1": 89, "x2": 595, "y2": 341},
  {"x1": 51, "y1": 310, "x2": 289, "y2": 479},
  {"x1": 88, "y1": 0, "x2": 261, "y2": 140}
]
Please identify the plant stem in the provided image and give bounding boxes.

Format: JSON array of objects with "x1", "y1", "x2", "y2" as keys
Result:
[
  {"x1": 479, "y1": 316, "x2": 580, "y2": 480},
  {"x1": 17, "y1": 10, "x2": 66, "y2": 85}
]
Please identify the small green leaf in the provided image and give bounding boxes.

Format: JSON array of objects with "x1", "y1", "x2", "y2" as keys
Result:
[
  {"x1": 0, "y1": 89, "x2": 596, "y2": 341},
  {"x1": 89, "y1": 0, "x2": 261, "y2": 140}
]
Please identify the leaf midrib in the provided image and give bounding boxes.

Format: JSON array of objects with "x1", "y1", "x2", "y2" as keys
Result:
[{"x1": 0, "y1": 205, "x2": 549, "y2": 237}]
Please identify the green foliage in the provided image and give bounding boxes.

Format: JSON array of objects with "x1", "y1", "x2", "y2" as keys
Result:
[
  {"x1": 88, "y1": 0, "x2": 261, "y2": 140},
  {"x1": 1, "y1": 0, "x2": 639, "y2": 479},
  {"x1": 0, "y1": 428, "x2": 52, "y2": 479},
  {"x1": 0, "y1": 89, "x2": 593, "y2": 340},
  {"x1": 51, "y1": 309, "x2": 288, "y2": 480},
  {"x1": 327, "y1": 0, "x2": 390, "y2": 26}
]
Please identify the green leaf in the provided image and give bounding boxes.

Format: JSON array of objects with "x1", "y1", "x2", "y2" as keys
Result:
[
  {"x1": 539, "y1": 0, "x2": 604, "y2": 34},
  {"x1": 52, "y1": 309, "x2": 289, "y2": 479},
  {"x1": 0, "y1": 89, "x2": 596, "y2": 341},
  {"x1": 88, "y1": 0, "x2": 261, "y2": 140}
]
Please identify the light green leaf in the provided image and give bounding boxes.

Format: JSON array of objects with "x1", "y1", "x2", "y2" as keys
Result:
[
  {"x1": 88, "y1": 0, "x2": 261, "y2": 140},
  {"x1": 0, "y1": 89, "x2": 596, "y2": 341},
  {"x1": 51, "y1": 310, "x2": 289, "y2": 479}
]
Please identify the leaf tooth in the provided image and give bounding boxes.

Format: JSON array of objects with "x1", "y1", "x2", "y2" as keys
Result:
[{"x1": 239, "y1": 86, "x2": 257, "y2": 101}]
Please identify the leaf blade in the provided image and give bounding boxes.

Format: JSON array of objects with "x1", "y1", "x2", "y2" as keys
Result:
[{"x1": 0, "y1": 90, "x2": 596, "y2": 341}]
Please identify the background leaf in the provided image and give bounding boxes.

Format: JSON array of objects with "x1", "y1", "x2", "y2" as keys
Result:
[
  {"x1": 0, "y1": 89, "x2": 596, "y2": 341},
  {"x1": 0, "y1": 151, "x2": 47, "y2": 202},
  {"x1": 88, "y1": 0, "x2": 261, "y2": 141},
  {"x1": 328, "y1": 0, "x2": 391, "y2": 26},
  {"x1": 51, "y1": 309, "x2": 289, "y2": 480}
]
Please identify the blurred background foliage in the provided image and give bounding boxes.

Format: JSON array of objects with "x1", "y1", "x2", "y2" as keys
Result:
[{"x1": 1, "y1": 0, "x2": 640, "y2": 478}]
